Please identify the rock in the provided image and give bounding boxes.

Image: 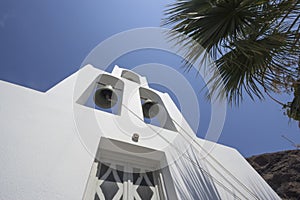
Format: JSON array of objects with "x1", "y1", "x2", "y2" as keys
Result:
[{"x1": 247, "y1": 150, "x2": 300, "y2": 200}]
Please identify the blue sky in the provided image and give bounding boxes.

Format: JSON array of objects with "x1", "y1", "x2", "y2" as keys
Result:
[{"x1": 0, "y1": 0, "x2": 299, "y2": 157}]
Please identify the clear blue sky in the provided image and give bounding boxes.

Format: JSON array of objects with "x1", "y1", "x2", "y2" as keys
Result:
[{"x1": 0, "y1": 0, "x2": 299, "y2": 157}]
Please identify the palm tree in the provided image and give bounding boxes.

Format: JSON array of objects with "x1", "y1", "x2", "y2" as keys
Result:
[{"x1": 163, "y1": 0, "x2": 300, "y2": 121}]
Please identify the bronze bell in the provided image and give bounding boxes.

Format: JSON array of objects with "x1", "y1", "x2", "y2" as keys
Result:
[
  {"x1": 142, "y1": 99, "x2": 159, "y2": 118},
  {"x1": 94, "y1": 85, "x2": 118, "y2": 109}
]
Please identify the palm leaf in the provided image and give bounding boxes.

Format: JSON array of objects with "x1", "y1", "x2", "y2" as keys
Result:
[{"x1": 163, "y1": 0, "x2": 300, "y2": 104}]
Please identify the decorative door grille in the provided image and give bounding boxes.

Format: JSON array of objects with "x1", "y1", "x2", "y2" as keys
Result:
[{"x1": 85, "y1": 161, "x2": 164, "y2": 200}]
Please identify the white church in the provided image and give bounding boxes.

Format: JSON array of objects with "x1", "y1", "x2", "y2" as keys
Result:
[{"x1": 0, "y1": 64, "x2": 280, "y2": 200}]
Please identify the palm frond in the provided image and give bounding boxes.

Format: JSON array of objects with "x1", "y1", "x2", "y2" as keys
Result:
[{"x1": 163, "y1": 0, "x2": 300, "y2": 104}]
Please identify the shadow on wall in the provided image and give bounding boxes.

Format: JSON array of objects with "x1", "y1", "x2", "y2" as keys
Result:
[
  {"x1": 171, "y1": 147, "x2": 221, "y2": 200},
  {"x1": 247, "y1": 175, "x2": 280, "y2": 200}
]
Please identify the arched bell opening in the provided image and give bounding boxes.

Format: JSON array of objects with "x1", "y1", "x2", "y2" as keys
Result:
[
  {"x1": 121, "y1": 70, "x2": 141, "y2": 84},
  {"x1": 139, "y1": 88, "x2": 177, "y2": 131},
  {"x1": 84, "y1": 74, "x2": 124, "y2": 115}
]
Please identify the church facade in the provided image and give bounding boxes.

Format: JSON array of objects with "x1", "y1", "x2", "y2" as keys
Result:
[{"x1": 0, "y1": 65, "x2": 280, "y2": 199}]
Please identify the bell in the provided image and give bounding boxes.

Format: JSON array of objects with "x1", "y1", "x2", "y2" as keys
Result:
[
  {"x1": 142, "y1": 99, "x2": 159, "y2": 118},
  {"x1": 94, "y1": 85, "x2": 118, "y2": 109}
]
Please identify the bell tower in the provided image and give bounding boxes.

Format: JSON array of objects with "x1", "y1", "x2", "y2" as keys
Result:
[
  {"x1": 79, "y1": 65, "x2": 179, "y2": 200},
  {"x1": 0, "y1": 63, "x2": 282, "y2": 200}
]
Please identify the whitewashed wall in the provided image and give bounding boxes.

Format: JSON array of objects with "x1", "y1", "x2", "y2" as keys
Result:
[{"x1": 0, "y1": 65, "x2": 280, "y2": 200}]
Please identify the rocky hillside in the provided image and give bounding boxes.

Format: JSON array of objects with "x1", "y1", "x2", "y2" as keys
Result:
[{"x1": 247, "y1": 150, "x2": 300, "y2": 200}]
